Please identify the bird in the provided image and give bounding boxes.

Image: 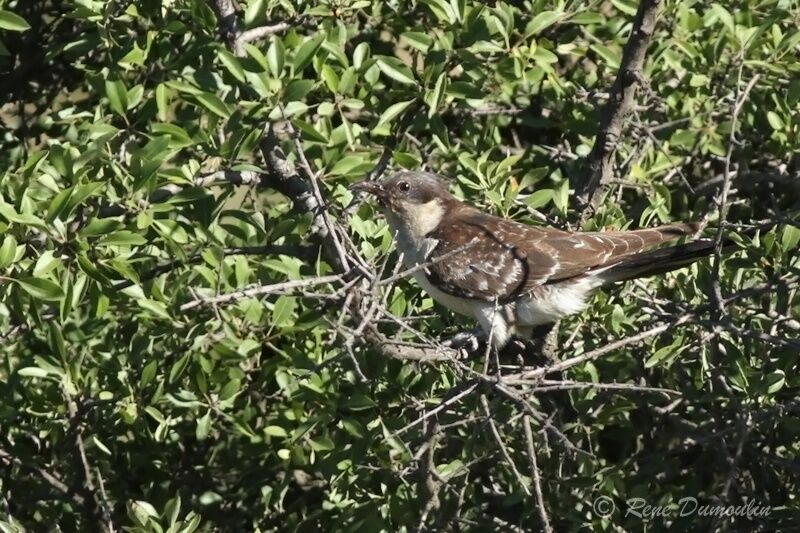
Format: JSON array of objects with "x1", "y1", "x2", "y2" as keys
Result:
[{"x1": 351, "y1": 171, "x2": 739, "y2": 350}]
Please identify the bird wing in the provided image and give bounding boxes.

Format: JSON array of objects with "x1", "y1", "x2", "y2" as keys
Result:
[{"x1": 424, "y1": 207, "x2": 695, "y2": 302}]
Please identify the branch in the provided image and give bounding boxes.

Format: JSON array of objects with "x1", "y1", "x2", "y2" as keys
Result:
[
  {"x1": 238, "y1": 23, "x2": 291, "y2": 48},
  {"x1": 180, "y1": 273, "x2": 345, "y2": 311},
  {"x1": 260, "y1": 124, "x2": 330, "y2": 239},
  {"x1": 480, "y1": 395, "x2": 531, "y2": 496},
  {"x1": 0, "y1": 446, "x2": 85, "y2": 507},
  {"x1": 211, "y1": 0, "x2": 241, "y2": 53},
  {"x1": 210, "y1": 1, "x2": 294, "y2": 55},
  {"x1": 362, "y1": 327, "x2": 455, "y2": 362},
  {"x1": 709, "y1": 71, "x2": 761, "y2": 315},
  {"x1": 572, "y1": 0, "x2": 661, "y2": 220},
  {"x1": 393, "y1": 380, "x2": 480, "y2": 437},
  {"x1": 415, "y1": 423, "x2": 442, "y2": 533},
  {"x1": 62, "y1": 386, "x2": 115, "y2": 533},
  {"x1": 512, "y1": 313, "x2": 693, "y2": 381},
  {"x1": 523, "y1": 415, "x2": 553, "y2": 533}
]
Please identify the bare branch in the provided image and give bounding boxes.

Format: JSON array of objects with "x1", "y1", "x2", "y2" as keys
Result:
[
  {"x1": 709, "y1": 71, "x2": 761, "y2": 314},
  {"x1": 238, "y1": 23, "x2": 290, "y2": 47},
  {"x1": 180, "y1": 273, "x2": 346, "y2": 311},
  {"x1": 260, "y1": 124, "x2": 331, "y2": 240},
  {"x1": 480, "y1": 395, "x2": 532, "y2": 496},
  {"x1": 211, "y1": 0, "x2": 241, "y2": 53},
  {"x1": 573, "y1": 0, "x2": 662, "y2": 219},
  {"x1": 62, "y1": 386, "x2": 115, "y2": 533},
  {"x1": 514, "y1": 314, "x2": 693, "y2": 381},
  {"x1": 393, "y1": 380, "x2": 479, "y2": 437},
  {"x1": 523, "y1": 415, "x2": 553, "y2": 533}
]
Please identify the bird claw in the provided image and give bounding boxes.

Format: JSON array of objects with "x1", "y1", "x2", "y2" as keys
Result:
[{"x1": 444, "y1": 329, "x2": 485, "y2": 359}]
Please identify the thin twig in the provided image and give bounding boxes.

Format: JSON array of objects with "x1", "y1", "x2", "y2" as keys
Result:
[
  {"x1": 62, "y1": 386, "x2": 114, "y2": 532},
  {"x1": 523, "y1": 415, "x2": 553, "y2": 533},
  {"x1": 180, "y1": 273, "x2": 345, "y2": 311},
  {"x1": 393, "y1": 380, "x2": 479, "y2": 437},
  {"x1": 710, "y1": 70, "x2": 761, "y2": 315},
  {"x1": 514, "y1": 314, "x2": 693, "y2": 380},
  {"x1": 480, "y1": 395, "x2": 531, "y2": 496}
]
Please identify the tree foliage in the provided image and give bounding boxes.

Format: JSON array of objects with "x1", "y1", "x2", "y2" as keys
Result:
[{"x1": 1, "y1": 0, "x2": 799, "y2": 531}]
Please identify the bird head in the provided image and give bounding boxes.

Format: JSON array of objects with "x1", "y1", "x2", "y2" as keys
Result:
[{"x1": 351, "y1": 171, "x2": 455, "y2": 239}]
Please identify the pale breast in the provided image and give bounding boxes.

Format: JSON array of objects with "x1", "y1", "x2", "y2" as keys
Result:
[
  {"x1": 412, "y1": 270, "x2": 477, "y2": 317},
  {"x1": 514, "y1": 277, "x2": 602, "y2": 325}
]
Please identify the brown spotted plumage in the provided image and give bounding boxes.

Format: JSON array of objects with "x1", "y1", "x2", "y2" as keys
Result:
[
  {"x1": 424, "y1": 203, "x2": 698, "y2": 303},
  {"x1": 351, "y1": 171, "x2": 730, "y2": 349}
]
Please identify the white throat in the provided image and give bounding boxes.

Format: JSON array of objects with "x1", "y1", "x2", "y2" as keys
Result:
[{"x1": 384, "y1": 198, "x2": 445, "y2": 266}]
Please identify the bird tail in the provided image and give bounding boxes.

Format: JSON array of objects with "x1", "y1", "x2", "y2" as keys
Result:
[{"x1": 596, "y1": 223, "x2": 773, "y2": 285}]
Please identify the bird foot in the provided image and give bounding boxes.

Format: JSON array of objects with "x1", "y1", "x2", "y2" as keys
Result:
[{"x1": 443, "y1": 329, "x2": 485, "y2": 359}]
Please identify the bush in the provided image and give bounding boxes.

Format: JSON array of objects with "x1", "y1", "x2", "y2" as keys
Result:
[{"x1": 0, "y1": 0, "x2": 798, "y2": 531}]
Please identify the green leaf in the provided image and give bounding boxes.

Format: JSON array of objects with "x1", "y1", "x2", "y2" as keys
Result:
[
  {"x1": 151, "y1": 123, "x2": 193, "y2": 147},
  {"x1": 15, "y1": 277, "x2": 65, "y2": 301},
  {"x1": 402, "y1": 31, "x2": 433, "y2": 52},
  {"x1": 590, "y1": 44, "x2": 621, "y2": 69},
  {"x1": 571, "y1": 12, "x2": 605, "y2": 25},
  {"x1": 353, "y1": 42, "x2": 370, "y2": 69},
  {"x1": 645, "y1": 344, "x2": 683, "y2": 368},
  {"x1": 0, "y1": 235, "x2": 17, "y2": 268},
  {"x1": 17, "y1": 367, "x2": 49, "y2": 378},
  {"x1": 766, "y1": 111, "x2": 784, "y2": 130},
  {"x1": 138, "y1": 299, "x2": 171, "y2": 320},
  {"x1": 196, "y1": 411, "x2": 212, "y2": 441},
  {"x1": 0, "y1": 10, "x2": 30, "y2": 31},
  {"x1": 99, "y1": 230, "x2": 147, "y2": 246},
  {"x1": 329, "y1": 155, "x2": 373, "y2": 176},
  {"x1": 781, "y1": 225, "x2": 800, "y2": 251},
  {"x1": 283, "y1": 79, "x2": 314, "y2": 102},
  {"x1": 611, "y1": 0, "x2": 638, "y2": 16},
  {"x1": 425, "y1": 73, "x2": 447, "y2": 118},
  {"x1": 219, "y1": 379, "x2": 241, "y2": 401},
  {"x1": 105, "y1": 79, "x2": 129, "y2": 116},
  {"x1": 271, "y1": 296, "x2": 296, "y2": 327},
  {"x1": 292, "y1": 34, "x2": 324, "y2": 73},
  {"x1": 376, "y1": 56, "x2": 416, "y2": 85},
  {"x1": 525, "y1": 189, "x2": 553, "y2": 209},
  {"x1": 264, "y1": 425, "x2": 288, "y2": 438},
  {"x1": 525, "y1": 10, "x2": 562, "y2": 37},
  {"x1": 708, "y1": 4, "x2": 735, "y2": 33},
  {"x1": 141, "y1": 360, "x2": 158, "y2": 387},
  {"x1": 267, "y1": 37, "x2": 285, "y2": 78},
  {"x1": 765, "y1": 370, "x2": 785, "y2": 394},
  {"x1": 156, "y1": 83, "x2": 169, "y2": 121},
  {"x1": 376, "y1": 99, "x2": 415, "y2": 129},
  {"x1": 218, "y1": 49, "x2": 246, "y2": 82},
  {"x1": 194, "y1": 92, "x2": 231, "y2": 119}
]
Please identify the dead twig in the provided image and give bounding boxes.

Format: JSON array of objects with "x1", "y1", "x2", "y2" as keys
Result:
[
  {"x1": 61, "y1": 386, "x2": 115, "y2": 533},
  {"x1": 710, "y1": 69, "x2": 761, "y2": 315},
  {"x1": 523, "y1": 415, "x2": 553, "y2": 533},
  {"x1": 480, "y1": 395, "x2": 532, "y2": 496},
  {"x1": 180, "y1": 273, "x2": 346, "y2": 311},
  {"x1": 573, "y1": 0, "x2": 662, "y2": 220}
]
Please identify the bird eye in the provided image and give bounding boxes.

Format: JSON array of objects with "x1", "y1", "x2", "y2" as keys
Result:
[{"x1": 398, "y1": 181, "x2": 410, "y2": 192}]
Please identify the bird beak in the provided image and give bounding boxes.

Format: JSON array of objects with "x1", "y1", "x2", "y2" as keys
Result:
[{"x1": 350, "y1": 180, "x2": 387, "y2": 202}]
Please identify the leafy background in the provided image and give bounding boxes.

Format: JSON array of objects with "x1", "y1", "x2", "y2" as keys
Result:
[{"x1": 1, "y1": 0, "x2": 799, "y2": 531}]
